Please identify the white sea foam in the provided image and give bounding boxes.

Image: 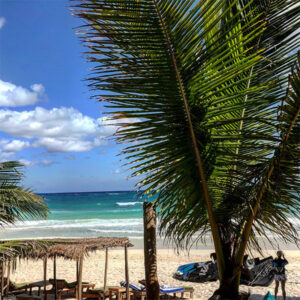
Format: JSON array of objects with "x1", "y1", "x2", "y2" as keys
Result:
[
  {"x1": 2, "y1": 218, "x2": 143, "y2": 231},
  {"x1": 88, "y1": 229, "x2": 142, "y2": 234},
  {"x1": 116, "y1": 202, "x2": 141, "y2": 207}
]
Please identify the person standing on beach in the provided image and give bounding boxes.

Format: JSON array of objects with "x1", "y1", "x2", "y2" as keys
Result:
[{"x1": 273, "y1": 250, "x2": 288, "y2": 300}]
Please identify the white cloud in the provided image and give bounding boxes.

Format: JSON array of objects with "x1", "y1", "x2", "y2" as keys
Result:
[
  {"x1": 0, "y1": 18, "x2": 5, "y2": 29},
  {"x1": 0, "y1": 106, "x2": 137, "y2": 153},
  {"x1": 19, "y1": 159, "x2": 55, "y2": 167},
  {"x1": 0, "y1": 80, "x2": 45, "y2": 107},
  {"x1": 19, "y1": 159, "x2": 37, "y2": 167},
  {"x1": 33, "y1": 137, "x2": 105, "y2": 153},
  {"x1": 30, "y1": 84, "x2": 45, "y2": 94},
  {"x1": 0, "y1": 107, "x2": 112, "y2": 139},
  {"x1": 0, "y1": 139, "x2": 30, "y2": 161},
  {"x1": 2, "y1": 140, "x2": 30, "y2": 152}
]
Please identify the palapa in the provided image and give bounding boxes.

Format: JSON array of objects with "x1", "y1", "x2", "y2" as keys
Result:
[
  {"x1": 30, "y1": 237, "x2": 133, "y2": 260},
  {"x1": 0, "y1": 237, "x2": 133, "y2": 300}
]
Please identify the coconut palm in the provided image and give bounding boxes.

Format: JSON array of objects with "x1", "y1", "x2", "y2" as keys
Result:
[
  {"x1": 0, "y1": 161, "x2": 48, "y2": 260},
  {"x1": 74, "y1": 0, "x2": 300, "y2": 298},
  {"x1": 0, "y1": 161, "x2": 48, "y2": 226}
]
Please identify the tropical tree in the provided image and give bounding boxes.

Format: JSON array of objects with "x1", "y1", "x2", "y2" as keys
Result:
[
  {"x1": 0, "y1": 161, "x2": 48, "y2": 226},
  {"x1": 73, "y1": 0, "x2": 300, "y2": 298},
  {"x1": 0, "y1": 161, "x2": 48, "y2": 260}
]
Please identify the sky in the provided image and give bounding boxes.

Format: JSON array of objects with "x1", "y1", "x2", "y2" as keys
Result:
[{"x1": 0, "y1": 0, "x2": 137, "y2": 193}]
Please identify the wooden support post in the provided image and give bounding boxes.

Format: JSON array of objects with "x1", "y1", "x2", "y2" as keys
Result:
[
  {"x1": 43, "y1": 257, "x2": 47, "y2": 300},
  {"x1": 78, "y1": 255, "x2": 83, "y2": 300},
  {"x1": 75, "y1": 259, "x2": 79, "y2": 299},
  {"x1": 143, "y1": 202, "x2": 160, "y2": 300},
  {"x1": 54, "y1": 255, "x2": 57, "y2": 300},
  {"x1": 76, "y1": 260, "x2": 79, "y2": 282},
  {"x1": 5, "y1": 261, "x2": 10, "y2": 295},
  {"x1": 1, "y1": 260, "x2": 5, "y2": 298},
  {"x1": 124, "y1": 245, "x2": 129, "y2": 300},
  {"x1": 103, "y1": 248, "x2": 108, "y2": 293}
]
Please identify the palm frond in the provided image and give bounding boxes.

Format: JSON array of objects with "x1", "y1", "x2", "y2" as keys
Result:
[
  {"x1": 235, "y1": 51, "x2": 300, "y2": 261},
  {"x1": 0, "y1": 161, "x2": 48, "y2": 226},
  {"x1": 74, "y1": 0, "x2": 300, "y2": 259}
]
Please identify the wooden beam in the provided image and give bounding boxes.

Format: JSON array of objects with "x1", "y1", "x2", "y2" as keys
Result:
[
  {"x1": 124, "y1": 245, "x2": 129, "y2": 300},
  {"x1": 53, "y1": 255, "x2": 57, "y2": 300},
  {"x1": 103, "y1": 248, "x2": 108, "y2": 293},
  {"x1": 143, "y1": 202, "x2": 160, "y2": 300},
  {"x1": 78, "y1": 255, "x2": 83, "y2": 300},
  {"x1": 43, "y1": 257, "x2": 47, "y2": 300}
]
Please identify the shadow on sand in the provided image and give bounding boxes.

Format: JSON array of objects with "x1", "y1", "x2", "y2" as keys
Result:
[{"x1": 251, "y1": 295, "x2": 300, "y2": 300}]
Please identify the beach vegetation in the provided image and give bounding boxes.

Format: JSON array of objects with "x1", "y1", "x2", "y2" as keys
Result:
[
  {"x1": 0, "y1": 161, "x2": 48, "y2": 259},
  {"x1": 74, "y1": 0, "x2": 300, "y2": 298}
]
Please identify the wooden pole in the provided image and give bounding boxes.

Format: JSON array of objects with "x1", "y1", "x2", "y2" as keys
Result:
[
  {"x1": 143, "y1": 202, "x2": 160, "y2": 300},
  {"x1": 78, "y1": 255, "x2": 83, "y2": 300},
  {"x1": 76, "y1": 260, "x2": 79, "y2": 282},
  {"x1": 43, "y1": 257, "x2": 47, "y2": 300},
  {"x1": 103, "y1": 248, "x2": 108, "y2": 292},
  {"x1": 124, "y1": 245, "x2": 129, "y2": 300},
  {"x1": 1, "y1": 259, "x2": 5, "y2": 298},
  {"x1": 5, "y1": 261, "x2": 10, "y2": 295},
  {"x1": 54, "y1": 255, "x2": 57, "y2": 300}
]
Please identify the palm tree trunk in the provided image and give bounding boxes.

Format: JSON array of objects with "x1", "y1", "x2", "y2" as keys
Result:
[
  {"x1": 211, "y1": 237, "x2": 243, "y2": 299},
  {"x1": 143, "y1": 202, "x2": 160, "y2": 300}
]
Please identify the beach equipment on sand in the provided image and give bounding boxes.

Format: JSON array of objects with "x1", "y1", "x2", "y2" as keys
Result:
[
  {"x1": 3, "y1": 279, "x2": 45, "y2": 296},
  {"x1": 82, "y1": 286, "x2": 129, "y2": 300},
  {"x1": 44, "y1": 279, "x2": 94, "y2": 300},
  {"x1": 174, "y1": 256, "x2": 274, "y2": 287},
  {"x1": 121, "y1": 281, "x2": 194, "y2": 299},
  {"x1": 263, "y1": 291, "x2": 275, "y2": 300}
]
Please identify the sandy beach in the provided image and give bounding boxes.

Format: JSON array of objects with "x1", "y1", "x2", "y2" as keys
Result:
[{"x1": 10, "y1": 249, "x2": 300, "y2": 300}]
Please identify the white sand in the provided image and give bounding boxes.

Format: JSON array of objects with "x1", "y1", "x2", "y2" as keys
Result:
[{"x1": 11, "y1": 249, "x2": 300, "y2": 300}]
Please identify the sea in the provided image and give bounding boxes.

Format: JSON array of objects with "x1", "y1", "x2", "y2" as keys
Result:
[
  {"x1": 0, "y1": 191, "x2": 149, "y2": 243},
  {"x1": 1, "y1": 191, "x2": 298, "y2": 249}
]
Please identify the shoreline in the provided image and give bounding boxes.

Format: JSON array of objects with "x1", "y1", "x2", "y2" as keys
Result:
[{"x1": 1, "y1": 235, "x2": 299, "y2": 251}]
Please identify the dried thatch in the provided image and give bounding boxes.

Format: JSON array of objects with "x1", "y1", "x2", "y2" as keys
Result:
[{"x1": 0, "y1": 237, "x2": 133, "y2": 260}]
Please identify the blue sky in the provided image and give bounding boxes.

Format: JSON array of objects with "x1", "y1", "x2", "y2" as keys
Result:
[{"x1": 0, "y1": 0, "x2": 136, "y2": 193}]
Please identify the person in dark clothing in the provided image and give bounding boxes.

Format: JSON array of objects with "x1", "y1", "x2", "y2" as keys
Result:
[
  {"x1": 273, "y1": 250, "x2": 288, "y2": 300},
  {"x1": 210, "y1": 252, "x2": 217, "y2": 262}
]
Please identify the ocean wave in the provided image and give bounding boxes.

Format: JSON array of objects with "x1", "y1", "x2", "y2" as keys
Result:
[
  {"x1": 116, "y1": 202, "x2": 141, "y2": 207},
  {"x1": 3, "y1": 218, "x2": 143, "y2": 231},
  {"x1": 88, "y1": 229, "x2": 142, "y2": 234},
  {"x1": 108, "y1": 193, "x2": 121, "y2": 195}
]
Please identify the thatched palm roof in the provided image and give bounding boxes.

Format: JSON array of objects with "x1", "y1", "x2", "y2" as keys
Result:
[{"x1": 0, "y1": 237, "x2": 133, "y2": 260}]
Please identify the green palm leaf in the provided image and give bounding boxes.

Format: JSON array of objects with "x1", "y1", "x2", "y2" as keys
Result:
[
  {"x1": 74, "y1": 0, "x2": 300, "y2": 296},
  {"x1": 0, "y1": 161, "x2": 48, "y2": 226}
]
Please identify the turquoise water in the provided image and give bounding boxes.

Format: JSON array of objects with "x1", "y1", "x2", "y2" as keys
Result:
[
  {"x1": 1, "y1": 191, "x2": 298, "y2": 250},
  {"x1": 0, "y1": 191, "x2": 150, "y2": 240}
]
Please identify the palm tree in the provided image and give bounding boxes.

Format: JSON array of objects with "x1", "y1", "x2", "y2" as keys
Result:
[
  {"x1": 0, "y1": 161, "x2": 48, "y2": 260},
  {"x1": 0, "y1": 161, "x2": 48, "y2": 226},
  {"x1": 73, "y1": 0, "x2": 300, "y2": 298}
]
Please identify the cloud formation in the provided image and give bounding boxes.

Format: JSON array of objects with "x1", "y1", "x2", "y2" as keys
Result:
[
  {"x1": 0, "y1": 106, "x2": 138, "y2": 158},
  {"x1": 0, "y1": 76, "x2": 139, "y2": 167},
  {"x1": 0, "y1": 107, "x2": 112, "y2": 151},
  {"x1": 0, "y1": 18, "x2": 5, "y2": 29},
  {"x1": 19, "y1": 159, "x2": 55, "y2": 167},
  {"x1": 0, "y1": 80, "x2": 45, "y2": 107}
]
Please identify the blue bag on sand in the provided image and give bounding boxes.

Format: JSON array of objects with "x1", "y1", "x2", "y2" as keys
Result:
[{"x1": 263, "y1": 291, "x2": 275, "y2": 300}]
